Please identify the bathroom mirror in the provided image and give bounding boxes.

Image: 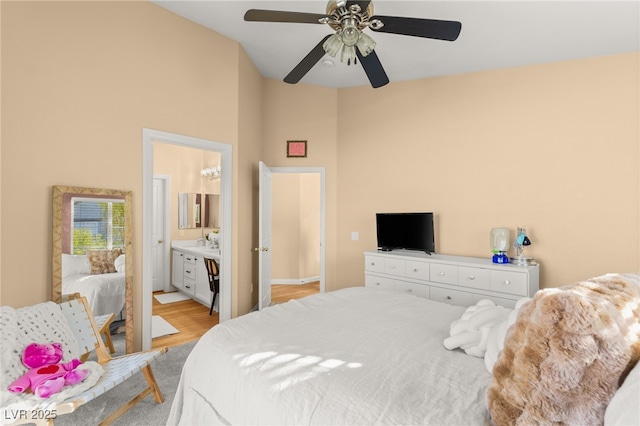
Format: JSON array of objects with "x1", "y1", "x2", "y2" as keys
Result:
[
  {"x1": 52, "y1": 185, "x2": 133, "y2": 354},
  {"x1": 203, "y1": 193, "x2": 220, "y2": 229},
  {"x1": 178, "y1": 192, "x2": 201, "y2": 229}
]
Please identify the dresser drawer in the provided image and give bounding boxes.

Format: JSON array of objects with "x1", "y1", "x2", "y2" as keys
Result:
[
  {"x1": 365, "y1": 275, "x2": 394, "y2": 290},
  {"x1": 395, "y1": 281, "x2": 430, "y2": 299},
  {"x1": 384, "y1": 258, "x2": 405, "y2": 277},
  {"x1": 183, "y1": 254, "x2": 197, "y2": 265},
  {"x1": 458, "y1": 266, "x2": 490, "y2": 291},
  {"x1": 490, "y1": 271, "x2": 528, "y2": 296},
  {"x1": 405, "y1": 260, "x2": 429, "y2": 280},
  {"x1": 430, "y1": 287, "x2": 474, "y2": 306},
  {"x1": 364, "y1": 255, "x2": 385, "y2": 273},
  {"x1": 430, "y1": 264, "x2": 458, "y2": 285}
]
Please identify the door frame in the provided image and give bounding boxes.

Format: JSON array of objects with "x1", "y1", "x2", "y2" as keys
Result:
[
  {"x1": 270, "y1": 166, "x2": 326, "y2": 294},
  {"x1": 153, "y1": 174, "x2": 171, "y2": 292},
  {"x1": 142, "y1": 128, "x2": 233, "y2": 350}
]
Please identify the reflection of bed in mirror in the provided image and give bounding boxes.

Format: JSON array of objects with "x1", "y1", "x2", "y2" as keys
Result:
[{"x1": 61, "y1": 252, "x2": 126, "y2": 318}]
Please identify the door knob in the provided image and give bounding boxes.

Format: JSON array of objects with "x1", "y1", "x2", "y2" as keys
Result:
[
  {"x1": 158, "y1": 239, "x2": 164, "y2": 244},
  {"x1": 254, "y1": 247, "x2": 269, "y2": 252}
]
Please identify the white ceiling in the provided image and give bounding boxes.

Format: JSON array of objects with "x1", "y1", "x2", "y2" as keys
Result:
[{"x1": 151, "y1": 1, "x2": 640, "y2": 89}]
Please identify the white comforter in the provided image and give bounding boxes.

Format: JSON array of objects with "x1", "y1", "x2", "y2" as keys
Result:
[
  {"x1": 168, "y1": 287, "x2": 492, "y2": 425},
  {"x1": 62, "y1": 272, "x2": 125, "y2": 317}
]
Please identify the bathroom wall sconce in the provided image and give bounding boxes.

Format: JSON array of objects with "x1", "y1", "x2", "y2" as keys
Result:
[{"x1": 201, "y1": 165, "x2": 221, "y2": 180}]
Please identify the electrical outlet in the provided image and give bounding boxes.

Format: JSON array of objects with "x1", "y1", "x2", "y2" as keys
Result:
[{"x1": 351, "y1": 231, "x2": 359, "y2": 241}]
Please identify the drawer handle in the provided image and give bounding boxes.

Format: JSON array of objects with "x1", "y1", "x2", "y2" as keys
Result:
[
  {"x1": 439, "y1": 272, "x2": 445, "y2": 276},
  {"x1": 185, "y1": 285, "x2": 191, "y2": 289},
  {"x1": 186, "y1": 257, "x2": 193, "y2": 261},
  {"x1": 446, "y1": 296, "x2": 452, "y2": 300},
  {"x1": 371, "y1": 262, "x2": 375, "y2": 266},
  {"x1": 376, "y1": 282, "x2": 381, "y2": 286},
  {"x1": 185, "y1": 270, "x2": 192, "y2": 274},
  {"x1": 407, "y1": 289, "x2": 413, "y2": 293},
  {"x1": 504, "y1": 280, "x2": 511, "y2": 286},
  {"x1": 413, "y1": 268, "x2": 419, "y2": 272},
  {"x1": 469, "y1": 275, "x2": 475, "y2": 280}
]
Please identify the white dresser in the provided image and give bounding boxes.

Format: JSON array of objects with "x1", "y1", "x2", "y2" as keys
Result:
[
  {"x1": 171, "y1": 243, "x2": 221, "y2": 308},
  {"x1": 364, "y1": 250, "x2": 539, "y2": 308}
]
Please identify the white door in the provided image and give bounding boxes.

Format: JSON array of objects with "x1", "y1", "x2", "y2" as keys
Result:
[
  {"x1": 258, "y1": 162, "x2": 273, "y2": 310},
  {"x1": 152, "y1": 177, "x2": 168, "y2": 292}
]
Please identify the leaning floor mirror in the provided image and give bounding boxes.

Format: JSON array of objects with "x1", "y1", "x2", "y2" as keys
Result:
[{"x1": 52, "y1": 185, "x2": 133, "y2": 354}]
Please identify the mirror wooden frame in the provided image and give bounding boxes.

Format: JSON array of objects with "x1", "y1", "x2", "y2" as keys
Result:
[{"x1": 52, "y1": 185, "x2": 133, "y2": 353}]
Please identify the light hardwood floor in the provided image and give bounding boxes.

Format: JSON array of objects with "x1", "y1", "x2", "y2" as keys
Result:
[
  {"x1": 152, "y1": 282, "x2": 319, "y2": 349},
  {"x1": 272, "y1": 282, "x2": 319, "y2": 304},
  {"x1": 151, "y1": 294, "x2": 218, "y2": 349}
]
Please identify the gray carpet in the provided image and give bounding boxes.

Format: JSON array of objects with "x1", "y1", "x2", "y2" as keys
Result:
[{"x1": 56, "y1": 333, "x2": 197, "y2": 426}]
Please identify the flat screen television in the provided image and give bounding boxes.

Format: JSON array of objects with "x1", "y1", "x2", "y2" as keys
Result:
[{"x1": 376, "y1": 212, "x2": 435, "y2": 254}]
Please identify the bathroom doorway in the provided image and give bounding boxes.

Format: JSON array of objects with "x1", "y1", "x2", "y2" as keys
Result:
[{"x1": 142, "y1": 128, "x2": 232, "y2": 350}]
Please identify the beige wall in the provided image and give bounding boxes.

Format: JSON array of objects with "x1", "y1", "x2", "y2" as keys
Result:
[
  {"x1": 261, "y1": 80, "x2": 340, "y2": 290},
  {"x1": 0, "y1": 1, "x2": 260, "y2": 345},
  {"x1": 236, "y1": 47, "x2": 263, "y2": 312},
  {"x1": 336, "y1": 53, "x2": 639, "y2": 289},
  {"x1": 2, "y1": 1, "x2": 638, "y2": 348},
  {"x1": 153, "y1": 143, "x2": 222, "y2": 242}
]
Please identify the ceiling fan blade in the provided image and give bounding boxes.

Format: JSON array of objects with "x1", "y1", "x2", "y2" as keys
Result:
[
  {"x1": 371, "y1": 16, "x2": 462, "y2": 41},
  {"x1": 356, "y1": 50, "x2": 389, "y2": 88},
  {"x1": 284, "y1": 35, "x2": 331, "y2": 84},
  {"x1": 244, "y1": 9, "x2": 327, "y2": 24}
]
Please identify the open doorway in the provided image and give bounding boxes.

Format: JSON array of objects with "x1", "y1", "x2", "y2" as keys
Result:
[
  {"x1": 258, "y1": 165, "x2": 325, "y2": 308},
  {"x1": 271, "y1": 172, "x2": 321, "y2": 302},
  {"x1": 142, "y1": 129, "x2": 232, "y2": 351}
]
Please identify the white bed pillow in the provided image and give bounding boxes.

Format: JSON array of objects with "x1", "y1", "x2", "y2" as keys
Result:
[
  {"x1": 114, "y1": 254, "x2": 125, "y2": 273},
  {"x1": 605, "y1": 361, "x2": 640, "y2": 425},
  {"x1": 61, "y1": 254, "x2": 90, "y2": 278}
]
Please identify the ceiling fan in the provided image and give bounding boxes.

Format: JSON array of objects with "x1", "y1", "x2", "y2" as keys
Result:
[{"x1": 244, "y1": 0, "x2": 462, "y2": 88}]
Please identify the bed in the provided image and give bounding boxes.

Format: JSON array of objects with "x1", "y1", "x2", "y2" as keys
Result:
[
  {"x1": 168, "y1": 274, "x2": 640, "y2": 426},
  {"x1": 169, "y1": 288, "x2": 490, "y2": 425},
  {"x1": 61, "y1": 253, "x2": 126, "y2": 317}
]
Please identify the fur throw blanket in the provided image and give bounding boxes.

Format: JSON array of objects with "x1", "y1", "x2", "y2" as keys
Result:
[{"x1": 486, "y1": 273, "x2": 640, "y2": 426}]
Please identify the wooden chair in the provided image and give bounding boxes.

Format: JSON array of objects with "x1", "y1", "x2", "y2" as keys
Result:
[
  {"x1": 61, "y1": 293, "x2": 116, "y2": 359},
  {"x1": 3, "y1": 296, "x2": 168, "y2": 425},
  {"x1": 204, "y1": 257, "x2": 220, "y2": 315}
]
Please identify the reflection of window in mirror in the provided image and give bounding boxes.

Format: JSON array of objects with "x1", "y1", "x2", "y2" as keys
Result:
[{"x1": 65, "y1": 196, "x2": 125, "y2": 254}]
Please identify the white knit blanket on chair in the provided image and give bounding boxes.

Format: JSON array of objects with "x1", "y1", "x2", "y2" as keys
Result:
[{"x1": 0, "y1": 302, "x2": 104, "y2": 424}]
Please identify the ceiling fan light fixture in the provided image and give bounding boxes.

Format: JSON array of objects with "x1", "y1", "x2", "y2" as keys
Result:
[
  {"x1": 340, "y1": 21, "x2": 360, "y2": 46},
  {"x1": 323, "y1": 33, "x2": 343, "y2": 57},
  {"x1": 340, "y1": 44, "x2": 357, "y2": 65},
  {"x1": 356, "y1": 31, "x2": 376, "y2": 56}
]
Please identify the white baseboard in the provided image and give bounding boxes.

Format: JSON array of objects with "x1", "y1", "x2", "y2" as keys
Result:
[{"x1": 271, "y1": 276, "x2": 320, "y2": 285}]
